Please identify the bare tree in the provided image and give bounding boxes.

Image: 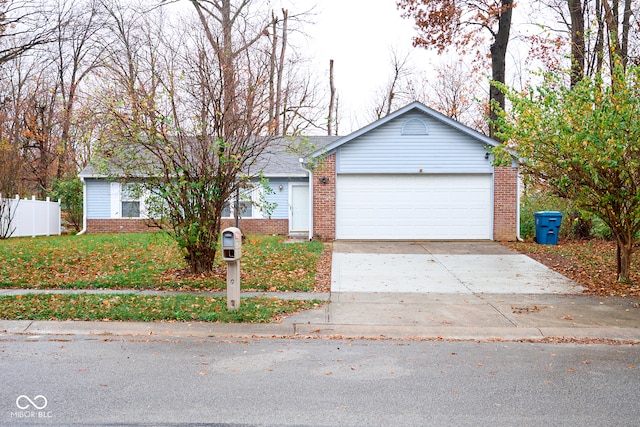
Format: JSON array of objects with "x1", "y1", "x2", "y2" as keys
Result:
[
  {"x1": 368, "y1": 47, "x2": 414, "y2": 122},
  {"x1": 0, "y1": 0, "x2": 55, "y2": 64},
  {"x1": 422, "y1": 59, "x2": 488, "y2": 132},
  {"x1": 19, "y1": 69, "x2": 60, "y2": 199},
  {"x1": 526, "y1": 0, "x2": 640, "y2": 80},
  {"x1": 95, "y1": 0, "x2": 281, "y2": 273},
  {"x1": 52, "y1": 0, "x2": 106, "y2": 178},
  {"x1": 0, "y1": 61, "x2": 26, "y2": 195},
  {"x1": 0, "y1": 0, "x2": 106, "y2": 199}
]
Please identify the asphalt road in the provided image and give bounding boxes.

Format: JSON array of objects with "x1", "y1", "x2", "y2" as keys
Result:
[{"x1": 1, "y1": 335, "x2": 639, "y2": 426}]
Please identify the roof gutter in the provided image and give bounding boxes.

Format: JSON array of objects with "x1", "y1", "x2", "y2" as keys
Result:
[{"x1": 299, "y1": 158, "x2": 314, "y2": 240}]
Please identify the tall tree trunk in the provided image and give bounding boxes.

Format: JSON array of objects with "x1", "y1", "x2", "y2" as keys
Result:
[
  {"x1": 268, "y1": 12, "x2": 277, "y2": 133},
  {"x1": 328, "y1": 59, "x2": 335, "y2": 136},
  {"x1": 601, "y1": 0, "x2": 620, "y2": 71},
  {"x1": 275, "y1": 9, "x2": 287, "y2": 135},
  {"x1": 592, "y1": 0, "x2": 605, "y2": 75},
  {"x1": 621, "y1": 0, "x2": 632, "y2": 68},
  {"x1": 568, "y1": 0, "x2": 585, "y2": 86},
  {"x1": 488, "y1": 0, "x2": 512, "y2": 140}
]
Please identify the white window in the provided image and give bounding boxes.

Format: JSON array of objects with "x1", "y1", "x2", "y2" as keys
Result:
[
  {"x1": 223, "y1": 187, "x2": 261, "y2": 219},
  {"x1": 121, "y1": 184, "x2": 141, "y2": 218},
  {"x1": 110, "y1": 182, "x2": 148, "y2": 219}
]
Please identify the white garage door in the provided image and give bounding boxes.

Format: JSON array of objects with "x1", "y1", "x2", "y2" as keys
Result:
[{"x1": 336, "y1": 174, "x2": 493, "y2": 240}]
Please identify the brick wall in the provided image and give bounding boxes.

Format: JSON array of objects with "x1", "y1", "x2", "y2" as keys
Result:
[
  {"x1": 493, "y1": 166, "x2": 518, "y2": 241},
  {"x1": 87, "y1": 219, "x2": 162, "y2": 233},
  {"x1": 87, "y1": 218, "x2": 288, "y2": 236},
  {"x1": 312, "y1": 154, "x2": 336, "y2": 240},
  {"x1": 220, "y1": 218, "x2": 288, "y2": 235}
]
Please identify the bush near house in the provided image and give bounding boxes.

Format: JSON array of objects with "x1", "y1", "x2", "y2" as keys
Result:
[{"x1": 519, "y1": 189, "x2": 613, "y2": 241}]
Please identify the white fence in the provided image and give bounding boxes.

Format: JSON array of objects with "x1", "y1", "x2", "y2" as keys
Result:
[{"x1": 0, "y1": 195, "x2": 61, "y2": 238}]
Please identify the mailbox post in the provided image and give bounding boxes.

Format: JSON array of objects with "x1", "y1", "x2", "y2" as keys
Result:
[{"x1": 221, "y1": 227, "x2": 242, "y2": 310}]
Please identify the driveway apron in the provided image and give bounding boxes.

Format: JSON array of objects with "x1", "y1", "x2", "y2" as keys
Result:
[{"x1": 331, "y1": 241, "x2": 584, "y2": 294}]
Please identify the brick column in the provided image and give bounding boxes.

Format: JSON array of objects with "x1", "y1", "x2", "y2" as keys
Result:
[
  {"x1": 493, "y1": 166, "x2": 518, "y2": 241},
  {"x1": 313, "y1": 154, "x2": 336, "y2": 240}
]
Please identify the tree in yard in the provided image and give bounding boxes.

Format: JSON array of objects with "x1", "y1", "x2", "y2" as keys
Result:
[
  {"x1": 368, "y1": 47, "x2": 415, "y2": 122},
  {"x1": 96, "y1": 0, "x2": 281, "y2": 274},
  {"x1": 397, "y1": 0, "x2": 514, "y2": 139},
  {"x1": 493, "y1": 61, "x2": 640, "y2": 283}
]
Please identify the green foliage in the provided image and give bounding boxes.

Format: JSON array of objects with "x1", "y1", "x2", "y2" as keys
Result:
[
  {"x1": 0, "y1": 293, "x2": 322, "y2": 323},
  {"x1": 519, "y1": 189, "x2": 612, "y2": 240},
  {"x1": 48, "y1": 177, "x2": 83, "y2": 232},
  {"x1": 519, "y1": 190, "x2": 571, "y2": 240},
  {"x1": 493, "y1": 61, "x2": 640, "y2": 281}
]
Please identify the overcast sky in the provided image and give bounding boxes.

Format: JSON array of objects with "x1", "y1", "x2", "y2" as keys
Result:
[{"x1": 277, "y1": 0, "x2": 437, "y2": 134}]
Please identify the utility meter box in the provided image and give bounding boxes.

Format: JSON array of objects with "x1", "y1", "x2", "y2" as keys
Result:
[{"x1": 221, "y1": 227, "x2": 242, "y2": 261}]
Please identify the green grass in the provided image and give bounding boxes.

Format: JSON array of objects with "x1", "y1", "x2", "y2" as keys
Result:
[
  {"x1": 0, "y1": 293, "x2": 322, "y2": 323},
  {"x1": 0, "y1": 233, "x2": 325, "y2": 291}
]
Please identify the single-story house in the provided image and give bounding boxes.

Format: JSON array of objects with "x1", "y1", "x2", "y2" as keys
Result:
[{"x1": 78, "y1": 101, "x2": 519, "y2": 241}]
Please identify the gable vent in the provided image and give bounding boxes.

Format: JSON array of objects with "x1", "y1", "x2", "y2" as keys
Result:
[{"x1": 401, "y1": 118, "x2": 429, "y2": 135}]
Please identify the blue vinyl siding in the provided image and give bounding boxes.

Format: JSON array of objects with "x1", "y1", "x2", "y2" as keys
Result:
[
  {"x1": 336, "y1": 112, "x2": 492, "y2": 174},
  {"x1": 262, "y1": 177, "x2": 307, "y2": 219},
  {"x1": 85, "y1": 179, "x2": 111, "y2": 219},
  {"x1": 86, "y1": 177, "x2": 309, "y2": 221}
]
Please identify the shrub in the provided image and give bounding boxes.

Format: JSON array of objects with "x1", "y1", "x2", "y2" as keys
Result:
[{"x1": 48, "y1": 177, "x2": 83, "y2": 232}]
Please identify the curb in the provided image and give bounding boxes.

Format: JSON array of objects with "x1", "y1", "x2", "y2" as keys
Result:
[{"x1": 2, "y1": 320, "x2": 640, "y2": 342}]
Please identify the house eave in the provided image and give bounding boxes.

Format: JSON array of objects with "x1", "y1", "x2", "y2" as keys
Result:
[{"x1": 307, "y1": 101, "x2": 503, "y2": 161}]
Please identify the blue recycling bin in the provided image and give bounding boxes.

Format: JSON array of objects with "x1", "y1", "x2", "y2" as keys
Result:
[{"x1": 534, "y1": 211, "x2": 563, "y2": 245}]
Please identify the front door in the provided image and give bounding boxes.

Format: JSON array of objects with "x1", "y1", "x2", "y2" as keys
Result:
[{"x1": 290, "y1": 184, "x2": 310, "y2": 233}]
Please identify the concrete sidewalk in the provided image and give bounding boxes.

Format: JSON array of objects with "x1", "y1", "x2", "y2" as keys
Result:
[
  {"x1": 0, "y1": 290, "x2": 638, "y2": 341},
  {"x1": 282, "y1": 292, "x2": 640, "y2": 341}
]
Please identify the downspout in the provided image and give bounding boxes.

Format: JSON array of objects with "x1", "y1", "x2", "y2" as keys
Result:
[
  {"x1": 77, "y1": 176, "x2": 87, "y2": 235},
  {"x1": 516, "y1": 163, "x2": 523, "y2": 242},
  {"x1": 299, "y1": 158, "x2": 314, "y2": 240}
]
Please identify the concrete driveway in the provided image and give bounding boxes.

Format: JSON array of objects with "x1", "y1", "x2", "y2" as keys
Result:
[{"x1": 331, "y1": 241, "x2": 585, "y2": 294}]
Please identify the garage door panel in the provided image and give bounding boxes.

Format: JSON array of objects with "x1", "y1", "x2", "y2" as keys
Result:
[{"x1": 336, "y1": 174, "x2": 492, "y2": 240}]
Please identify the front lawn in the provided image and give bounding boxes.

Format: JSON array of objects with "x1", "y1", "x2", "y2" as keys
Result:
[{"x1": 0, "y1": 233, "x2": 327, "y2": 292}]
